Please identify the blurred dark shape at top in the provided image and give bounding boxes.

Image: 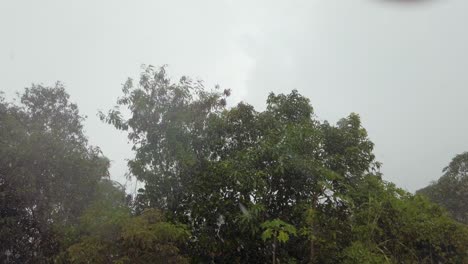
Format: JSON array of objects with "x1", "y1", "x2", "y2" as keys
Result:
[{"x1": 378, "y1": 0, "x2": 437, "y2": 6}]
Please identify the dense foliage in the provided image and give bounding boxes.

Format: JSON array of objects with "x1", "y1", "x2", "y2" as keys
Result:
[
  {"x1": 418, "y1": 152, "x2": 468, "y2": 224},
  {"x1": 63, "y1": 180, "x2": 189, "y2": 264},
  {"x1": 100, "y1": 66, "x2": 468, "y2": 263},
  {"x1": 0, "y1": 85, "x2": 109, "y2": 263},
  {"x1": 1, "y1": 67, "x2": 467, "y2": 263}
]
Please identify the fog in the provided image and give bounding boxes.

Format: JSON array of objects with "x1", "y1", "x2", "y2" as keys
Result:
[{"x1": 2, "y1": 0, "x2": 468, "y2": 192}]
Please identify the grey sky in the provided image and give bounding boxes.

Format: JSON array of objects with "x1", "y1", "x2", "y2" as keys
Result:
[{"x1": 1, "y1": 0, "x2": 467, "y2": 192}]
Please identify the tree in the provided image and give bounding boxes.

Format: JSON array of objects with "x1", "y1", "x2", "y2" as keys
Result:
[
  {"x1": 261, "y1": 219, "x2": 297, "y2": 264},
  {"x1": 0, "y1": 84, "x2": 109, "y2": 262},
  {"x1": 101, "y1": 66, "x2": 378, "y2": 262},
  {"x1": 64, "y1": 180, "x2": 189, "y2": 264},
  {"x1": 418, "y1": 152, "x2": 468, "y2": 224},
  {"x1": 99, "y1": 65, "x2": 229, "y2": 214},
  {"x1": 345, "y1": 174, "x2": 468, "y2": 263},
  {"x1": 2, "y1": 67, "x2": 467, "y2": 263},
  {"x1": 102, "y1": 65, "x2": 468, "y2": 263}
]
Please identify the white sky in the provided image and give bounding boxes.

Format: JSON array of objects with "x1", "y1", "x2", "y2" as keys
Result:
[{"x1": 1, "y1": 0, "x2": 468, "y2": 192}]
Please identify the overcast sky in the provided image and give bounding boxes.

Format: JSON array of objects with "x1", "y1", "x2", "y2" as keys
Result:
[{"x1": 2, "y1": 0, "x2": 468, "y2": 192}]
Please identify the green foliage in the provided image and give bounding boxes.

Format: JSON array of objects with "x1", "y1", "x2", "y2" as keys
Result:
[
  {"x1": 418, "y1": 152, "x2": 468, "y2": 224},
  {"x1": 238, "y1": 203, "x2": 266, "y2": 236},
  {"x1": 101, "y1": 66, "x2": 468, "y2": 263},
  {"x1": 100, "y1": 66, "x2": 377, "y2": 262},
  {"x1": 342, "y1": 242, "x2": 389, "y2": 264},
  {"x1": 345, "y1": 174, "x2": 468, "y2": 263},
  {"x1": 65, "y1": 181, "x2": 189, "y2": 263},
  {"x1": 99, "y1": 65, "x2": 229, "y2": 213},
  {"x1": 2, "y1": 67, "x2": 468, "y2": 263},
  {"x1": 0, "y1": 84, "x2": 109, "y2": 263},
  {"x1": 261, "y1": 219, "x2": 297, "y2": 243},
  {"x1": 260, "y1": 219, "x2": 297, "y2": 264}
]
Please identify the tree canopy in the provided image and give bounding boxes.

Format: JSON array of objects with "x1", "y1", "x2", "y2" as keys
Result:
[
  {"x1": 0, "y1": 84, "x2": 109, "y2": 262},
  {"x1": 99, "y1": 66, "x2": 468, "y2": 263},
  {"x1": 1, "y1": 67, "x2": 467, "y2": 263},
  {"x1": 418, "y1": 152, "x2": 468, "y2": 224}
]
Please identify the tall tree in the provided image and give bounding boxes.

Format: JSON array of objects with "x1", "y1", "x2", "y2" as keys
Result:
[
  {"x1": 100, "y1": 66, "x2": 229, "y2": 214},
  {"x1": 0, "y1": 84, "x2": 109, "y2": 263},
  {"x1": 102, "y1": 66, "x2": 378, "y2": 262}
]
